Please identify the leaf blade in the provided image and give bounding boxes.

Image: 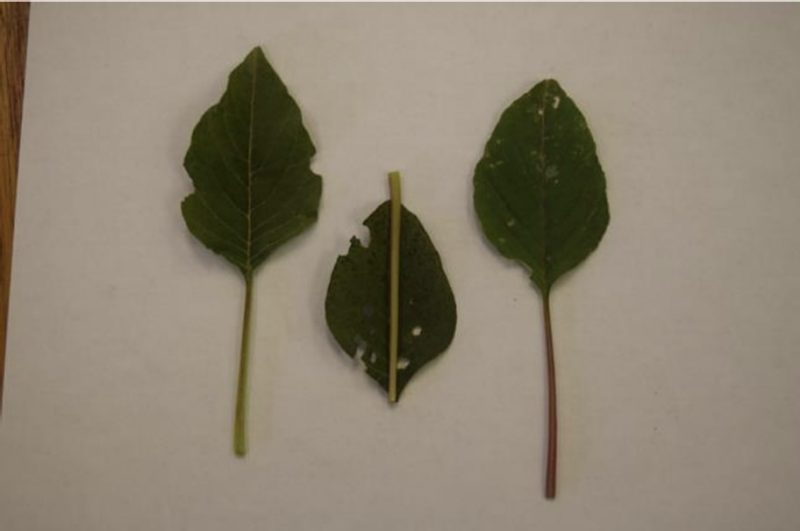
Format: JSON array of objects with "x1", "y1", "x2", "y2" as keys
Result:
[
  {"x1": 182, "y1": 46, "x2": 321, "y2": 274},
  {"x1": 474, "y1": 79, "x2": 609, "y2": 292},
  {"x1": 325, "y1": 201, "x2": 457, "y2": 400}
]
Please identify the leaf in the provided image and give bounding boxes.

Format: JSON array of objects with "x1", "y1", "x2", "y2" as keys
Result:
[
  {"x1": 182, "y1": 47, "x2": 321, "y2": 274},
  {"x1": 181, "y1": 46, "x2": 322, "y2": 456},
  {"x1": 473, "y1": 79, "x2": 609, "y2": 498},
  {"x1": 474, "y1": 79, "x2": 608, "y2": 293},
  {"x1": 325, "y1": 178, "x2": 456, "y2": 401}
]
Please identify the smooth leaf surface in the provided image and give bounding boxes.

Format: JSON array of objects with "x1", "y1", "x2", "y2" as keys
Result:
[
  {"x1": 474, "y1": 79, "x2": 609, "y2": 293},
  {"x1": 180, "y1": 46, "x2": 321, "y2": 456},
  {"x1": 182, "y1": 46, "x2": 321, "y2": 275},
  {"x1": 325, "y1": 202, "x2": 456, "y2": 399}
]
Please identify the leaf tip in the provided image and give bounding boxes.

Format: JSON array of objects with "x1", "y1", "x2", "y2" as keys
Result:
[{"x1": 247, "y1": 45, "x2": 266, "y2": 60}]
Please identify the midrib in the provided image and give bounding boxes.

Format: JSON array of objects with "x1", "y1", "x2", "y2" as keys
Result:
[
  {"x1": 538, "y1": 80, "x2": 550, "y2": 290},
  {"x1": 245, "y1": 56, "x2": 256, "y2": 272}
]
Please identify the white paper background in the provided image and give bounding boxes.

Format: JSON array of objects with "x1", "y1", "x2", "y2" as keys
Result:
[{"x1": 2, "y1": 4, "x2": 799, "y2": 530}]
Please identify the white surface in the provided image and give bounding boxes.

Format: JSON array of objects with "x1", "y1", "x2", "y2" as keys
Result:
[{"x1": 2, "y1": 4, "x2": 800, "y2": 530}]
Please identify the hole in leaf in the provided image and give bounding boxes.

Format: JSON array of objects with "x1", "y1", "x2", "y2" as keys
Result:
[
  {"x1": 411, "y1": 326, "x2": 422, "y2": 337},
  {"x1": 370, "y1": 352, "x2": 377, "y2": 364},
  {"x1": 354, "y1": 335, "x2": 367, "y2": 361},
  {"x1": 355, "y1": 226, "x2": 371, "y2": 248},
  {"x1": 553, "y1": 96, "x2": 561, "y2": 109},
  {"x1": 398, "y1": 358, "x2": 410, "y2": 370}
]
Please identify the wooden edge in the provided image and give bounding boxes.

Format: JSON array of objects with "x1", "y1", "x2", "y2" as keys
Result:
[{"x1": 0, "y1": 2, "x2": 31, "y2": 414}]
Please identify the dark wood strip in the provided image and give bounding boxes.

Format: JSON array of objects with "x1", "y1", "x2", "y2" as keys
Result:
[{"x1": 0, "y1": 2, "x2": 31, "y2": 413}]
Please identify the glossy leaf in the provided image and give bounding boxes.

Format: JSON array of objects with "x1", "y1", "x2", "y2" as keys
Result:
[
  {"x1": 181, "y1": 46, "x2": 321, "y2": 456},
  {"x1": 325, "y1": 201, "x2": 456, "y2": 400}
]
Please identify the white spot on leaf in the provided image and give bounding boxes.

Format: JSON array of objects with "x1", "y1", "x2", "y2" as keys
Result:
[
  {"x1": 506, "y1": 219, "x2": 516, "y2": 227},
  {"x1": 354, "y1": 335, "x2": 367, "y2": 361},
  {"x1": 553, "y1": 96, "x2": 561, "y2": 109},
  {"x1": 411, "y1": 326, "x2": 422, "y2": 337},
  {"x1": 398, "y1": 358, "x2": 410, "y2": 370}
]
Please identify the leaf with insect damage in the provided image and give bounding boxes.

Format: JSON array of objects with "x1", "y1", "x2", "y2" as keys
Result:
[
  {"x1": 473, "y1": 79, "x2": 609, "y2": 498},
  {"x1": 325, "y1": 196, "x2": 456, "y2": 401}
]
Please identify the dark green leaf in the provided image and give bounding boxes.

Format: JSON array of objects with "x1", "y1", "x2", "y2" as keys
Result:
[
  {"x1": 182, "y1": 46, "x2": 321, "y2": 275},
  {"x1": 473, "y1": 79, "x2": 608, "y2": 294},
  {"x1": 473, "y1": 79, "x2": 609, "y2": 498},
  {"x1": 325, "y1": 202, "x2": 457, "y2": 400},
  {"x1": 180, "y1": 47, "x2": 321, "y2": 456}
]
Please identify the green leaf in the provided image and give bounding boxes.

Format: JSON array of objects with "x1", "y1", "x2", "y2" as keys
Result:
[
  {"x1": 181, "y1": 46, "x2": 322, "y2": 456},
  {"x1": 325, "y1": 196, "x2": 457, "y2": 401},
  {"x1": 474, "y1": 79, "x2": 608, "y2": 294},
  {"x1": 182, "y1": 47, "x2": 321, "y2": 274},
  {"x1": 473, "y1": 79, "x2": 609, "y2": 498}
]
